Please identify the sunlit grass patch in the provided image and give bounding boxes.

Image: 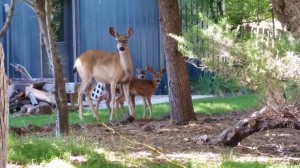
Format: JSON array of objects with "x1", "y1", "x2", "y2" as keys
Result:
[
  {"x1": 9, "y1": 94, "x2": 259, "y2": 127},
  {"x1": 8, "y1": 133, "x2": 178, "y2": 167},
  {"x1": 193, "y1": 94, "x2": 259, "y2": 115},
  {"x1": 8, "y1": 134, "x2": 126, "y2": 167}
]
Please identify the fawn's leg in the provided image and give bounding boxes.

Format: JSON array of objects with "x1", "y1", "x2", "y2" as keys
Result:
[{"x1": 146, "y1": 96, "x2": 153, "y2": 119}]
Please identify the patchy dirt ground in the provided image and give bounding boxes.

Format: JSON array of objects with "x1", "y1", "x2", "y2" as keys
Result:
[{"x1": 14, "y1": 110, "x2": 300, "y2": 166}]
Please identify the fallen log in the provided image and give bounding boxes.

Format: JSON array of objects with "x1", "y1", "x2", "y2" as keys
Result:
[
  {"x1": 197, "y1": 106, "x2": 300, "y2": 146},
  {"x1": 25, "y1": 86, "x2": 55, "y2": 104}
]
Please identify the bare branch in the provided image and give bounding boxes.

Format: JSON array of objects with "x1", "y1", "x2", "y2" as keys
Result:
[
  {"x1": 0, "y1": 0, "x2": 16, "y2": 37},
  {"x1": 22, "y1": 0, "x2": 36, "y2": 10}
]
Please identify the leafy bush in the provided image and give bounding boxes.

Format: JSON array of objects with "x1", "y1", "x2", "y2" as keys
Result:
[
  {"x1": 171, "y1": 14, "x2": 300, "y2": 104},
  {"x1": 190, "y1": 72, "x2": 247, "y2": 95}
]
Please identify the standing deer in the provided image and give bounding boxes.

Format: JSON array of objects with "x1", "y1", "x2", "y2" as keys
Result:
[
  {"x1": 136, "y1": 66, "x2": 148, "y2": 79},
  {"x1": 73, "y1": 27, "x2": 135, "y2": 121},
  {"x1": 116, "y1": 66, "x2": 166, "y2": 119}
]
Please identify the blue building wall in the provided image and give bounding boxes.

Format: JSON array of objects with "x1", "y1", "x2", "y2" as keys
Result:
[
  {"x1": 1, "y1": 0, "x2": 40, "y2": 78},
  {"x1": 75, "y1": 0, "x2": 162, "y2": 75},
  {"x1": 0, "y1": 0, "x2": 202, "y2": 95}
]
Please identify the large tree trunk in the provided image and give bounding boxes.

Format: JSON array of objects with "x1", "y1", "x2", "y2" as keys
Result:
[
  {"x1": 0, "y1": 43, "x2": 9, "y2": 168},
  {"x1": 270, "y1": 0, "x2": 300, "y2": 38},
  {"x1": 0, "y1": 1, "x2": 16, "y2": 166},
  {"x1": 158, "y1": 0, "x2": 197, "y2": 124},
  {"x1": 25, "y1": 0, "x2": 69, "y2": 136}
]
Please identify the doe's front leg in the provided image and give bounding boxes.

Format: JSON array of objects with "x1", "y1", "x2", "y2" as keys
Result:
[{"x1": 123, "y1": 83, "x2": 135, "y2": 117}]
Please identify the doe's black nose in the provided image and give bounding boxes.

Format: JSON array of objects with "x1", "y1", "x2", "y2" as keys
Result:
[{"x1": 119, "y1": 47, "x2": 125, "y2": 51}]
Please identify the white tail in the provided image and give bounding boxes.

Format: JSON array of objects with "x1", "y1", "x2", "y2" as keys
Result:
[
  {"x1": 73, "y1": 27, "x2": 135, "y2": 121},
  {"x1": 116, "y1": 66, "x2": 166, "y2": 119}
]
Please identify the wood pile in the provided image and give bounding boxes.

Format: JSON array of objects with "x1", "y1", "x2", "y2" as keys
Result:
[
  {"x1": 9, "y1": 78, "x2": 79, "y2": 117},
  {"x1": 9, "y1": 78, "x2": 54, "y2": 116}
]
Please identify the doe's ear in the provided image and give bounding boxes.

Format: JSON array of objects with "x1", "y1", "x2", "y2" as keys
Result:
[{"x1": 109, "y1": 27, "x2": 118, "y2": 37}]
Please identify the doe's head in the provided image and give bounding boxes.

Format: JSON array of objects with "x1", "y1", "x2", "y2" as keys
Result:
[{"x1": 109, "y1": 27, "x2": 133, "y2": 51}]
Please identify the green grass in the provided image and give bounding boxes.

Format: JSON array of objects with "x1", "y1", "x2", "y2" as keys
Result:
[
  {"x1": 9, "y1": 94, "x2": 259, "y2": 128},
  {"x1": 8, "y1": 94, "x2": 300, "y2": 167},
  {"x1": 220, "y1": 161, "x2": 268, "y2": 168},
  {"x1": 9, "y1": 134, "x2": 299, "y2": 168},
  {"x1": 193, "y1": 94, "x2": 259, "y2": 115},
  {"x1": 8, "y1": 133, "x2": 176, "y2": 167}
]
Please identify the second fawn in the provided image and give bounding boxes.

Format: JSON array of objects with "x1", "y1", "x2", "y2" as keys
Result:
[
  {"x1": 116, "y1": 66, "x2": 166, "y2": 119},
  {"x1": 95, "y1": 66, "x2": 149, "y2": 118}
]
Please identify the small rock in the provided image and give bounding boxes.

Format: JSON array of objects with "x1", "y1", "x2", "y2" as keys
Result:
[
  {"x1": 192, "y1": 134, "x2": 209, "y2": 144},
  {"x1": 203, "y1": 117, "x2": 218, "y2": 123},
  {"x1": 183, "y1": 138, "x2": 190, "y2": 142},
  {"x1": 15, "y1": 102, "x2": 52, "y2": 116},
  {"x1": 142, "y1": 124, "x2": 154, "y2": 132}
]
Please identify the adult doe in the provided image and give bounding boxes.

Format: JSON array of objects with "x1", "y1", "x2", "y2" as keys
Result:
[{"x1": 73, "y1": 27, "x2": 135, "y2": 121}]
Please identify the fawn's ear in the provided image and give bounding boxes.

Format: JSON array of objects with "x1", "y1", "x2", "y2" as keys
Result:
[
  {"x1": 161, "y1": 67, "x2": 166, "y2": 74},
  {"x1": 135, "y1": 66, "x2": 141, "y2": 71},
  {"x1": 127, "y1": 27, "x2": 133, "y2": 38},
  {"x1": 147, "y1": 66, "x2": 154, "y2": 73}
]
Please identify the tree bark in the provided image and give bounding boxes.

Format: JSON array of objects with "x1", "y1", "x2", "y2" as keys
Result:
[
  {"x1": 25, "y1": 0, "x2": 69, "y2": 136},
  {"x1": 158, "y1": 0, "x2": 197, "y2": 124},
  {"x1": 0, "y1": 43, "x2": 9, "y2": 168},
  {"x1": 270, "y1": 0, "x2": 300, "y2": 38},
  {"x1": 0, "y1": 1, "x2": 16, "y2": 166}
]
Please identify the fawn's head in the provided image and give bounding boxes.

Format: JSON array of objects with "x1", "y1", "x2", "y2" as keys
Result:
[
  {"x1": 147, "y1": 66, "x2": 166, "y2": 83},
  {"x1": 109, "y1": 27, "x2": 133, "y2": 52},
  {"x1": 136, "y1": 66, "x2": 149, "y2": 79}
]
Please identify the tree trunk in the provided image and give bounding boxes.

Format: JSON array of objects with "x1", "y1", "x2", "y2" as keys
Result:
[
  {"x1": 270, "y1": 0, "x2": 300, "y2": 38},
  {"x1": 0, "y1": 43, "x2": 9, "y2": 168},
  {"x1": 25, "y1": 0, "x2": 69, "y2": 136},
  {"x1": 158, "y1": 0, "x2": 197, "y2": 124},
  {"x1": 0, "y1": 1, "x2": 16, "y2": 166}
]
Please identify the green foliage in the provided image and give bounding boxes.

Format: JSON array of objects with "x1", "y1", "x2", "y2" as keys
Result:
[
  {"x1": 225, "y1": 0, "x2": 271, "y2": 27},
  {"x1": 172, "y1": 13, "x2": 300, "y2": 105},
  {"x1": 179, "y1": 0, "x2": 272, "y2": 30},
  {"x1": 190, "y1": 72, "x2": 248, "y2": 95}
]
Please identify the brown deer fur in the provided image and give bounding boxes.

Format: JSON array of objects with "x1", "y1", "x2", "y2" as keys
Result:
[
  {"x1": 73, "y1": 27, "x2": 135, "y2": 121},
  {"x1": 116, "y1": 66, "x2": 166, "y2": 119}
]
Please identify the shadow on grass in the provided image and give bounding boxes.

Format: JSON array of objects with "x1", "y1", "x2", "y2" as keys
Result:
[
  {"x1": 220, "y1": 161, "x2": 267, "y2": 168},
  {"x1": 8, "y1": 135, "x2": 126, "y2": 168}
]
